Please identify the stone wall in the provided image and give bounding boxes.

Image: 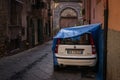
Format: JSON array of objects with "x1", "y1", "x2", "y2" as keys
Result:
[
  {"x1": 53, "y1": 2, "x2": 82, "y2": 35},
  {"x1": 0, "y1": 0, "x2": 9, "y2": 57},
  {"x1": 107, "y1": 29, "x2": 120, "y2": 80},
  {"x1": 0, "y1": 25, "x2": 6, "y2": 57}
]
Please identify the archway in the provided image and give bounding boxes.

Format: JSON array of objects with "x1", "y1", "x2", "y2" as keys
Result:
[{"x1": 60, "y1": 8, "x2": 78, "y2": 28}]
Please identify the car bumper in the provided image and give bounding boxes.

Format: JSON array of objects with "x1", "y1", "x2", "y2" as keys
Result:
[{"x1": 56, "y1": 57, "x2": 97, "y2": 67}]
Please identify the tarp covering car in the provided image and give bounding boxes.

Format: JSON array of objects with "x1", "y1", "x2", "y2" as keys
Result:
[
  {"x1": 52, "y1": 23, "x2": 101, "y2": 53},
  {"x1": 54, "y1": 23, "x2": 101, "y2": 39},
  {"x1": 52, "y1": 23, "x2": 104, "y2": 80}
]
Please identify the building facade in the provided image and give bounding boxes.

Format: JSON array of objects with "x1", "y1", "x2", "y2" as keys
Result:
[
  {"x1": 83, "y1": 0, "x2": 120, "y2": 80},
  {"x1": 82, "y1": 0, "x2": 104, "y2": 26},
  {"x1": 0, "y1": 0, "x2": 9, "y2": 57},
  {"x1": 52, "y1": 0, "x2": 82, "y2": 35},
  {"x1": 26, "y1": 0, "x2": 52, "y2": 47},
  {"x1": 0, "y1": 0, "x2": 52, "y2": 57},
  {"x1": 107, "y1": 0, "x2": 120, "y2": 80}
]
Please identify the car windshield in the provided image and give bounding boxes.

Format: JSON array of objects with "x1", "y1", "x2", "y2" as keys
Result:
[{"x1": 60, "y1": 33, "x2": 90, "y2": 45}]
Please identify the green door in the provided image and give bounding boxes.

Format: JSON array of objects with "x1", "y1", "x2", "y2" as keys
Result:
[{"x1": 37, "y1": 19, "x2": 44, "y2": 44}]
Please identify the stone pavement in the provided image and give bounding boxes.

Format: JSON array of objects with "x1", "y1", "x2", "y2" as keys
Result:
[
  {"x1": 0, "y1": 40, "x2": 95, "y2": 80},
  {"x1": 0, "y1": 41, "x2": 53, "y2": 80}
]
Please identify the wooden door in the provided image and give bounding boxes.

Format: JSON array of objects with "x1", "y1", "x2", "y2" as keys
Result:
[{"x1": 60, "y1": 17, "x2": 78, "y2": 28}]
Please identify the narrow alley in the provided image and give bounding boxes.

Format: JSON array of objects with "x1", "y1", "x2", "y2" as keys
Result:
[
  {"x1": 0, "y1": 0, "x2": 120, "y2": 80},
  {"x1": 0, "y1": 41, "x2": 95, "y2": 80}
]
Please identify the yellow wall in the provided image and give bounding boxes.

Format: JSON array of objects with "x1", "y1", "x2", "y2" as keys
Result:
[{"x1": 108, "y1": 0, "x2": 120, "y2": 31}]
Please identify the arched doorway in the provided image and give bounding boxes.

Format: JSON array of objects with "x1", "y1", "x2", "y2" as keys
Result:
[{"x1": 60, "y1": 8, "x2": 78, "y2": 28}]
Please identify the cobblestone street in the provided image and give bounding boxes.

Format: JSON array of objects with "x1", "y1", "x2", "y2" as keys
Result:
[{"x1": 0, "y1": 41, "x2": 95, "y2": 80}]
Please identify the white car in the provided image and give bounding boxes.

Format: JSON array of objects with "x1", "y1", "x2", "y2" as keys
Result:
[{"x1": 54, "y1": 33, "x2": 97, "y2": 69}]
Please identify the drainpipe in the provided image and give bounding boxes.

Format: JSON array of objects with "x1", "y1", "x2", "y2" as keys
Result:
[
  {"x1": 89, "y1": 0, "x2": 91, "y2": 24},
  {"x1": 103, "y1": 0, "x2": 108, "y2": 80}
]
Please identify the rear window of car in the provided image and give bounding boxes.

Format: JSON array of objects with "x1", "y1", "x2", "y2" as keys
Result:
[{"x1": 60, "y1": 33, "x2": 90, "y2": 45}]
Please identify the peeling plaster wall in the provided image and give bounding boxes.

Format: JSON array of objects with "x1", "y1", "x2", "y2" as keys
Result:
[
  {"x1": 107, "y1": 0, "x2": 120, "y2": 80},
  {"x1": 107, "y1": 29, "x2": 120, "y2": 80}
]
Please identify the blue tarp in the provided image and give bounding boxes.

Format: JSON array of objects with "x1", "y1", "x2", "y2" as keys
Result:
[
  {"x1": 97, "y1": 30, "x2": 104, "y2": 80},
  {"x1": 54, "y1": 23, "x2": 101, "y2": 38},
  {"x1": 52, "y1": 23, "x2": 104, "y2": 80},
  {"x1": 52, "y1": 23, "x2": 101, "y2": 53}
]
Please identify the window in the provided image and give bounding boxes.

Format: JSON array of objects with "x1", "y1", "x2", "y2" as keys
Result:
[
  {"x1": 10, "y1": 0, "x2": 22, "y2": 25},
  {"x1": 93, "y1": 8, "x2": 95, "y2": 19},
  {"x1": 60, "y1": 34, "x2": 90, "y2": 45}
]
